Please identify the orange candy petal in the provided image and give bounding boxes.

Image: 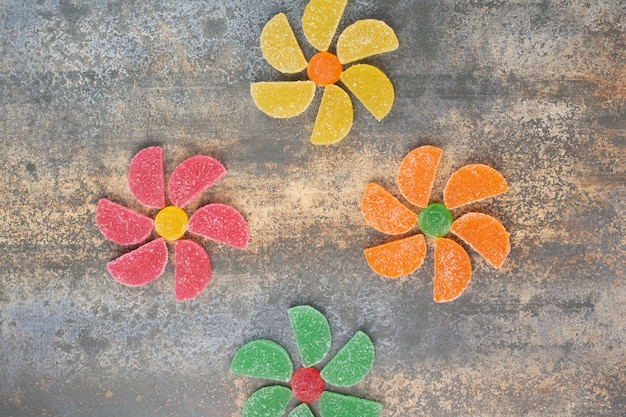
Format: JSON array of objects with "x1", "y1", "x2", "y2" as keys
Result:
[
  {"x1": 397, "y1": 145, "x2": 443, "y2": 208},
  {"x1": 361, "y1": 183, "x2": 417, "y2": 235},
  {"x1": 450, "y1": 212, "x2": 510, "y2": 268},
  {"x1": 434, "y1": 238, "x2": 472, "y2": 302},
  {"x1": 364, "y1": 234, "x2": 426, "y2": 279},
  {"x1": 443, "y1": 164, "x2": 508, "y2": 209}
]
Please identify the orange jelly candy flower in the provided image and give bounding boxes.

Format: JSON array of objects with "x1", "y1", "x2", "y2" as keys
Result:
[{"x1": 361, "y1": 145, "x2": 511, "y2": 302}]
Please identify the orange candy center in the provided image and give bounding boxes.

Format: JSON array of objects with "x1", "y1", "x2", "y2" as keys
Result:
[{"x1": 307, "y1": 52, "x2": 342, "y2": 86}]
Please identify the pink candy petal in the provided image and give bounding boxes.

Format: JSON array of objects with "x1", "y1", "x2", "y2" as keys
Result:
[
  {"x1": 96, "y1": 199, "x2": 154, "y2": 245},
  {"x1": 107, "y1": 238, "x2": 168, "y2": 286},
  {"x1": 188, "y1": 204, "x2": 250, "y2": 250},
  {"x1": 128, "y1": 147, "x2": 166, "y2": 209},
  {"x1": 168, "y1": 155, "x2": 227, "y2": 208},
  {"x1": 174, "y1": 240, "x2": 212, "y2": 301}
]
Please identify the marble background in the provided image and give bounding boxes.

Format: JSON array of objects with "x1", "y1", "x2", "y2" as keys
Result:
[{"x1": 1, "y1": 0, "x2": 624, "y2": 416}]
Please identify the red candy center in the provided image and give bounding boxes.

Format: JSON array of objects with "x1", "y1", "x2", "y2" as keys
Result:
[{"x1": 290, "y1": 367, "x2": 325, "y2": 403}]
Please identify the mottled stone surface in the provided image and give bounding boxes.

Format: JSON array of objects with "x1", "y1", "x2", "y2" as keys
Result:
[{"x1": 1, "y1": 0, "x2": 624, "y2": 416}]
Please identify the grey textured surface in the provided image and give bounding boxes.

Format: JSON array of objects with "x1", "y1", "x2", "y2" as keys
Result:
[{"x1": 1, "y1": 0, "x2": 625, "y2": 416}]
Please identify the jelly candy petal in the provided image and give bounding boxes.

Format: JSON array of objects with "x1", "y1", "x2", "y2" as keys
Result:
[
  {"x1": 302, "y1": 0, "x2": 348, "y2": 52},
  {"x1": 242, "y1": 386, "x2": 292, "y2": 417},
  {"x1": 288, "y1": 403, "x2": 315, "y2": 417},
  {"x1": 187, "y1": 204, "x2": 250, "y2": 250},
  {"x1": 231, "y1": 340, "x2": 294, "y2": 382},
  {"x1": 340, "y1": 64, "x2": 394, "y2": 121},
  {"x1": 321, "y1": 331, "x2": 374, "y2": 387},
  {"x1": 311, "y1": 84, "x2": 353, "y2": 145},
  {"x1": 174, "y1": 239, "x2": 211, "y2": 301},
  {"x1": 128, "y1": 146, "x2": 166, "y2": 209},
  {"x1": 364, "y1": 234, "x2": 427, "y2": 279},
  {"x1": 434, "y1": 238, "x2": 472, "y2": 303},
  {"x1": 251, "y1": 81, "x2": 316, "y2": 119},
  {"x1": 106, "y1": 238, "x2": 168, "y2": 287},
  {"x1": 450, "y1": 212, "x2": 510, "y2": 268},
  {"x1": 397, "y1": 146, "x2": 443, "y2": 208},
  {"x1": 361, "y1": 183, "x2": 417, "y2": 235},
  {"x1": 96, "y1": 198, "x2": 154, "y2": 245},
  {"x1": 319, "y1": 392, "x2": 382, "y2": 417},
  {"x1": 168, "y1": 155, "x2": 227, "y2": 208},
  {"x1": 443, "y1": 164, "x2": 508, "y2": 209},
  {"x1": 288, "y1": 305, "x2": 332, "y2": 367},
  {"x1": 337, "y1": 19, "x2": 399, "y2": 65},
  {"x1": 261, "y1": 13, "x2": 308, "y2": 74}
]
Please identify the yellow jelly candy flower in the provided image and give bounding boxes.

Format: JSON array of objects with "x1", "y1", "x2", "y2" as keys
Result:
[{"x1": 252, "y1": 0, "x2": 399, "y2": 145}]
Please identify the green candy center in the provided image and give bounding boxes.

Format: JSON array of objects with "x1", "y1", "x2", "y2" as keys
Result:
[{"x1": 418, "y1": 203, "x2": 453, "y2": 238}]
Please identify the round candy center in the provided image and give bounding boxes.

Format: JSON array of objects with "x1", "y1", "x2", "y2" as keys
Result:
[
  {"x1": 290, "y1": 367, "x2": 325, "y2": 403},
  {"x1": 307, "y1": 52, "x2": 342, "y2": 86},
  {"x1": 155, "y1": 206, "x2": 188, "y2": 241},
  {"x1": 418, "y1": 203, "x2": 453, "y2": 238}
]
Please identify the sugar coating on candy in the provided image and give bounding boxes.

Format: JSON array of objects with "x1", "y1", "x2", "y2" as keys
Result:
[
  {"x1": 96, "y1": 198, "x2": 154, "y2": 246},
  {"x1": 451, "y1": 212, "x2": 510, "y2": 269},
  {"x1": 398, "y1": 145, "x2": 443, "y2": 208},
  {"x1": 231, "y1": 340, "x2": 294, "y2": 383},
  {"x1": 311, "y1": 84, "x2": 353, "y2": 145},
  {"x1": 361, "y1": 183, "x2": 417, "y2": 235},
  {"x1": 434, "y1": 237, "x2": 472, "y2": 303},
  {"x1": 187, "y1": 204, "x2": 250, "y2": 250},
  {"x1": 321, "y1": 331, "x2": 374, "y2": 387},
  {"x1": 418, "y1": 203, "x2": 454, "y2": 238},
  {"x1": 155, "y1": 206, "x2": 188, "y2": 241},
  {"x1": 251, "y1": 81, "x2": 316, "y2": 119},
  {"x1": 288, "y1": 403, "x2": 315, "y2": 417},
  {"x1": 288, "y1": 305, "x2": 332, "y2": 367},
  {"x1": 107, "y1": 238, "x2": 168, "y2": 287},
  {"x1": 128, "y1": 146, "x2": 166, "y2": 209},
  {"x1": 242, "y1": 385, "x2": 292, "y2": 417},
  {"x1": 319, "y1": 391, "x2": 383, "y2": 417},
  {"x1": 290, "y1": 367, "x2": 325, "y2": 403},
  {"x1": 364, "y1": 234, "x2": 427, "y2": 279},
  {"x1": 168, "y1": 155, "x2": 226, "y2": 208},
  {"x1": 261, "y1": 13, "x2": 308, "y2": 74},
  {"x1": 302, "y1": 0, "x2": 348, "y2": 52},
  {"x1": 336, "y1": 19, "x2": 399, "y2": 65},
  {"x1": 174, "y1": 239, "x2": 211, "y2": 301},
  {"x1": 340, "y1": 64, "x2": 394, "y2": 121},
  {"x1": 443, "y1": 164, "x2": 508, "y2": 209}
]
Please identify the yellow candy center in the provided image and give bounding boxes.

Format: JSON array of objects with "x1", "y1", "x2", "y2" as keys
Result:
[{"x1": 155, "y1": 206, "x2": 188, "y2": 241}]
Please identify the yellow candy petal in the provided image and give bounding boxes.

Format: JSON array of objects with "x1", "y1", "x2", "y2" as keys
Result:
[
  {"x1": 261, "y1": 13, "x2": 308, "y2": 74},
  {"x1": 311, "y1": 85, "x2": 353, "y2": 145},
  {"x1": 339, "y1": 64, "x2": 394, "y2": 121},
  {"x1": 251, "y1": 81, "x2": 316, "y2": 119},
  {"x1": 302, "y1": 0, "x2": 348, "y2": 52},
  {"x1": 337, "y1": 19, "x2": 399, "y2": 65}
]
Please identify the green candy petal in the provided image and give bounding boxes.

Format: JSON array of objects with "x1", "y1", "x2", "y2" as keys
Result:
[
  {"x1": 288, "y1": 305, "x2": 332, "y2": 367},
  {"x1": 288, "y1": 403, "x2": 315, "y2": 417},
  {"x1": 320, "y1": 331, "x2": 374, "y2": 387},
  {"x1": 243, "y1": 386, "x2": 293, "y2": 417},
  {"x1": 231, "y1": 340, "x2": 294, "y2": 383},
  {"x1": 319, "y1": 391, "x2": 382, "y2": 417}
]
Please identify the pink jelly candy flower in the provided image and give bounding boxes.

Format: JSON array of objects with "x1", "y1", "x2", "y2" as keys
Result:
[{"x1": 96, "y1": 147, "x2": 250, "y2": 301}]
